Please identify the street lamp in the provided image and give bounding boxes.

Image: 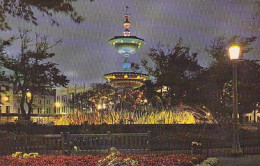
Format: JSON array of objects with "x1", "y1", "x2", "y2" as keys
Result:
[
  {"x1": 26, "y1": 92, "x2": 32, "y2": 98},
  {"x1": 54, "y1": 102, "x2": 61, "y2": 108},
  {"x1": 228, "y1": 45, "x2": 242, "y2": 155},
  {"x1": 54, "y1": 102, "x2": 61, "y2": 114},
  {"x1": 2, "y1": 96, "x2": 9, "y2": 102},
  {"x1": 97, "y1": 104, "x2": 102, "y2": 110}
]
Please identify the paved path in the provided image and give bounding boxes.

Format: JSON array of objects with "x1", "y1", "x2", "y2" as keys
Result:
[{"x1": 217, "y1": 155, "x2": 260, "y2": 166}]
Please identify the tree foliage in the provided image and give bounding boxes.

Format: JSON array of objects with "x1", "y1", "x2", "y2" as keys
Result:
[
  {"x1": 142, "y1": 39, "x2": 204, "y2": 107},
  {"x1": 0, "y1": 30, "x2": 69, "y2": 120},
  {"x1": 204, "y1": 36, "x2": 258, "y2": 122},
  {"x1": 0, "y1": 0, "x2": 90, "y2": 30},
  {"x1": 67, "y1": 83, "x2": 116, "y2": 113}
]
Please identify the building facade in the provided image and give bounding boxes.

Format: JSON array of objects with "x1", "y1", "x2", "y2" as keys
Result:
[
  {"x1": 55, "y1": 84, "x2": 96, "y2": 114},
  {"x1": 244, "y1": 110, "x2": 260, "y2": 123},
  {"x1": 0, "y1": 81, "x2": 14, "y2": 114}
]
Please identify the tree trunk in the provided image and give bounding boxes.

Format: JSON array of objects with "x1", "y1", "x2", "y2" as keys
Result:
[
  {"x1": 20, "y1": 91, "x2": 26, "y2": 115},
  {"x1": 239, "y1": 112, "x2": 243, "y2": 124},
  {"x1": 27, "y1": 95, "x2": 34, "y2": 120},
  {"x1": 19, "y1": 91, "x2": 30, "y2": 122}
]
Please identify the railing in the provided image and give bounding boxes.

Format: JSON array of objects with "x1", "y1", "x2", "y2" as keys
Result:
[
  {"x1": 151, "y1": 135, "x2": 260, "y2": 157},
  {"x1": 0, "y1": 131, "x2": 259, "y2": 156},
  {"x1": 0, "y1": 133, "x2": 64, "y2": 155},
  {"x1": 66, "y1": 131, "x2": 151, "y2": 154},
  {"x1": 0, "y1": 131, "x2": 151, "y2": 155}
]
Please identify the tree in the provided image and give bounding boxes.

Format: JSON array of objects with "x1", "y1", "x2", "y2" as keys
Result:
[
  {"x1": 142, "y1": 39, "x2": 203, "y2": 107},
  {"x1": 68, "y1": 83, "x2": 116, "y2": 112},
  {"x1": 139, "y1": 80, "x2": 164, "y2": 109},
  {"x1": 237, "y1": 60, "x2": 260, "y2": 122},
  {"x1": 0, "y1": 30, "x2": 69, "y2": 121},
  {"x1": 130, "y1": 63, "x2": 140, "y2": 72},
  {"x1": 253, "y1": 1, "x2": 260, "y2": 20},
  {"x1": 204, "y1": 36, "x2": 257, "y2": 123},
  {"x1": 0, "y1": 0, "x2": 97, "y2": 30},
  {"x1": 0, "y1": 37, "x2": 14, "y2": 80}
]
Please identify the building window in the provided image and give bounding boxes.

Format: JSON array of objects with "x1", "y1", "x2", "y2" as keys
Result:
[{"x1": 6, "y1": 106, "x2": 10, "y2": 114}]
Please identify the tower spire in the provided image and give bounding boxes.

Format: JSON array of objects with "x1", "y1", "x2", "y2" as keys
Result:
[{"x1": 123, "y1": 6, "x2": 130, "y2": 36}]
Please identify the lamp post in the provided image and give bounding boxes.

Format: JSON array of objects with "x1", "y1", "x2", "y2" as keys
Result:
[
  {"x1": 54, "y1": 102, "x2": 61, "y2": 114},
  {"x1": 229, "y1": 45, "x2": 242, "y2": 155}
]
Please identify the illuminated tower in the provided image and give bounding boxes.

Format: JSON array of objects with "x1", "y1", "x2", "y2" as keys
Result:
[{"x1": 104, "y1": 6, "x2": 149, "y2": 89}]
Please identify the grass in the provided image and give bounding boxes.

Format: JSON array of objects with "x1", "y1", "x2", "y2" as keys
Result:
[{"x1": 217, "y1": 155, "x2": 260, "y2": 166}]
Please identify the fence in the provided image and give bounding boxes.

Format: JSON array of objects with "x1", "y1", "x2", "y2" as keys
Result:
[
  {"x1": 151, "y1": 135, "x2": 260, "y2": 157},
  {"x1": 0, "y1": 133, "x2": 64, "y2": 155},
  {"x1": 66, "y1": 131, "x2": 151, "y2": 154},
  {"x1": 0, "y1": 131, "x2": 151, "y2": 156},
  {"x1": 0, "y1": 131, "x2": 259, "y2": 156}
]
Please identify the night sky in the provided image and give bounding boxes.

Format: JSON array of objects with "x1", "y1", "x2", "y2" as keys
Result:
[{"x1": 1, "y1": 0, "x2": 259, "y2": 85}]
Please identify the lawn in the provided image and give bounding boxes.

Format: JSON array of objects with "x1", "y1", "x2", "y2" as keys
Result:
[{"x1": 217, "y1": 155, "x2": 260, "y2": 166}]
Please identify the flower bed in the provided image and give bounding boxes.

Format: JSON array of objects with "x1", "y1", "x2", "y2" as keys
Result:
[{"x1": 0, "y1": 153, "x2": 206, "y2": 166}]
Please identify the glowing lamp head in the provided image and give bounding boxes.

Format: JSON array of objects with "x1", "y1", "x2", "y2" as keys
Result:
[
  {"x1": 97, "y1": 104, "x2": 102, "y2": 110},
  {"x1": 124, "y1": 74, "x2": 128, "y2": 79},
  {"x1": 2, "y1": 96, "x2": 9, "y2": 102},
  {"x1": 229, "y1": 45, "x2": 240, "y2": 60},
  {"x1": 55, "y1": 102, "x2": 61, "y2": 108},
  {"x1": 26, "y1": 92, "x2": 32, "y2": 98}
]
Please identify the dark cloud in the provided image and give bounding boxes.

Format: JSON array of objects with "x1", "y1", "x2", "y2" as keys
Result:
[{"x1": 1, "y1": 0, "x2": 259, "y2": 84}]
